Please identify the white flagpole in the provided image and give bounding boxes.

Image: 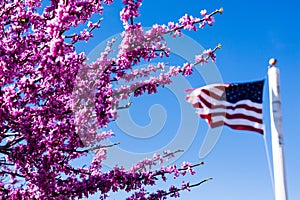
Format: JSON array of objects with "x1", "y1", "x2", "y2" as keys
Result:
[{"x1": 268, "y1": 58, "x2": 288, "y2": 200}]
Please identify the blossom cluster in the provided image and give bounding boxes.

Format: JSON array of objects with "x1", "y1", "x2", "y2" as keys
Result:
[{"x1": 0, "y1": 0, "x2": 221, "y2": 199}]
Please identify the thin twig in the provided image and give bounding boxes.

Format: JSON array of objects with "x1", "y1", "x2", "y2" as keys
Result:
[
  {"x1": 116, "y1": 102, "x2": 133, "y2": 110},
  {"x1": 72, "y1": 142, "x2": 121, "y2": 153},
  {"x1": 164, "y1": 178, "x2": 213, "y2": 196},
  {"x1": 166, "y1": 8, "x2": 223, "y2": 34}
]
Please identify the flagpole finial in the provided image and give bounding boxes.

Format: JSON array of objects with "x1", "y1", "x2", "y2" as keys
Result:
[{"x1": 269, "y1": 58, "x2": 277, "y2": 67}]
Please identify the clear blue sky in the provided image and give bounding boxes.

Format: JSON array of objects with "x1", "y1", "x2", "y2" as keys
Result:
[{"x1": 76, "y1": 0, "x2": 300, "y2": 199}]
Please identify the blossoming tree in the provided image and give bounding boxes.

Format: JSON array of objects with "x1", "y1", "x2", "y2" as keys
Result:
[{"x1": 0, "y1": 0, "x2": 222, "y2": 199}]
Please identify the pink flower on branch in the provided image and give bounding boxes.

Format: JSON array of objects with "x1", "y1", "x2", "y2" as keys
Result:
[
  {"x1": 167, "y1": 8, "x2": 223, "y2": 37},
  {"x1": 0, "y1": 0, "x2": 222, "y2": 199}
]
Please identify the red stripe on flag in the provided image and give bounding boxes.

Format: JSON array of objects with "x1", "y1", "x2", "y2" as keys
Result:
[
  {"x1": 212, "y1": 122, "x2": 264, "y2": 134},
  {"x1": 199, "y1": 112, "x2": 263, "y2": 124},
  {"x1": 198, "y1": 94, "x2": 262, "y2": 114}
]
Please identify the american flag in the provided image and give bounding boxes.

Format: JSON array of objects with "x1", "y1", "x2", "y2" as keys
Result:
[{"x1": 186, "y1": 80, "x2": 265, "y2": 134}]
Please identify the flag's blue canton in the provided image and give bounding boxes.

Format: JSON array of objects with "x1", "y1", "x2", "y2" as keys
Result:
[{"x1": 222, "y1": 80, "x2": 264, "y2": 104}]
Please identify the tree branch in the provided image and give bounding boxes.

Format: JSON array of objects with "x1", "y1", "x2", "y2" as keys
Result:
[
  {"x1": 167, "y1": 8, "x2": 223, "y2": 34},
  {"x1": 116, "y1": 102, "x2": 133, "y2": 110}
]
